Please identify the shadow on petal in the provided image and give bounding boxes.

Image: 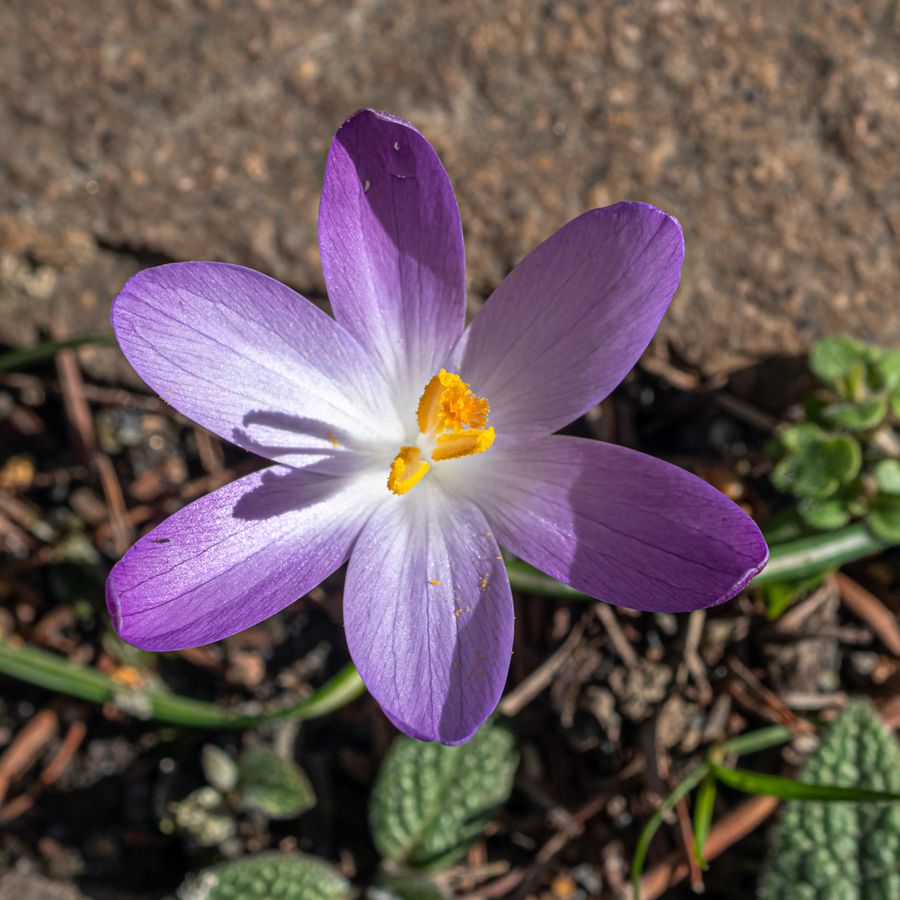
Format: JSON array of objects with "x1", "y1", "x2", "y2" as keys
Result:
[{"x1": 232, "y1": 409, "x2": 392, "y2": 477}]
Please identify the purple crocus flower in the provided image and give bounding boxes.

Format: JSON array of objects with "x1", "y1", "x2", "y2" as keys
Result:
[{"x1": 107, "y1": 109, "x2": 768, "y2": 744}]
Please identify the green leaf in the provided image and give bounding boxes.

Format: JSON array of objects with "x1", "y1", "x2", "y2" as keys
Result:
[
  {"x1": 822, "y1": 396, "x2": 889, "y2": 431},
  {"x1": 0, "y1": 640, "x2": 365, "y2": 729},
  {"x1": 892, "y1": 389, "x2": 900, "y2": 420},
  {"x1": 873, "y1": 459, "x2": 900, "y2": 496},
  {"x1": 810, "y1": 336, "x2": 868, "y2": 388},
  {"x1": 868, "y1": 493, "x2": 900, "y2": 542},
  {"x1": 752, "y1": 524, "x2": 894, "y2": 586},
  {"x1": 874, "y1": 348, "x2": 900, "y2": 391},
  {"x1": 237, "y1": 746, "x2": 315, "y2": 819},
  {"x1": 797, "y1": 495, "x2": 853, "y2": 531},
  {"x1": 630, "y1": 764, "x2": 710, "y2": 898},
  {"x1": 759, "y1": 573, "x2": 825, "y2": 620},
  {"x1": 372, "y1": 874, "x2": 451, "y2": 900},
  {"x1": 370, "y1": 719, "x2": 518, "y2": 870},
  {"x1": 711, "y1": 764, "x2": 900, "y2": 802},
  {"x1": 778, "y1": 423, "x2": 826, "y2": 453},
  {"x1": 177, "y1": 852, "x2": 351, "y2": 900},
  {"x1": 202, "y1": 745, "x2": 238, "y2": 793},
  {"x1": 760, "y1": 702, "x2": 900, "y2": 900},
  {"x1": 0, "y1": 333, "x2": 118, "y2": 371},
  {"x1": 692, "y1": 772, "x2": 717, "y2": 869},
  {"x1": 772, "y1": 432, "x2": 861, "y2": 499},
  {"x1": 166, "y1": 786, "x2": 236, "y2": 848}
]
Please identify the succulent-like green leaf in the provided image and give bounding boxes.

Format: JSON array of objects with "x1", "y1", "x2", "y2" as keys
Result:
[
  {"x1": 772, "y1": 431, "x2": 861, "y2": 499},
  {"x1": 810, "y1": 336, "x2": 868, "y2": 390},
  {"x1": 759, "y1": 572, "x2": 826, "y2": 621},
  {"x1": 372, "y1": 873, "x2": 452, "y2": 899},
  {"x1": 778, "y1": 423, "x2": 826, "y2": 452},
  {"x1": 370, "y1": 719, "x2": 517, "y2": 870},
  {"x1": 823, "y1": 396, "x2": 889, "y2": 432},
  {"x1": 177, "y1": 852, "x2": 351, "y2": 900},
  {"x1": 202, "y1": 744, "x2": 239, "y2": 793},
  {"x1": 798, "y1": 495, "x2": 853, "y2": 531},
  {"x1": 873, "y1": 460, "x2": 900, "y2": 496},
  {"x1": 237, "y1": 746, "x2": 315, "y2": 819},
  {"x1": 167, "y1": 786, "x2": 236, "y2": 848},
  {"x1": 874, "y1": 348, "x2": 900, "y2": 391},
  {"x1": 760, "y1": 702, "x2": 900, "y2": 900},
  {"x1": 868, "y1": 494, "x2": 900, "y2": 543}
]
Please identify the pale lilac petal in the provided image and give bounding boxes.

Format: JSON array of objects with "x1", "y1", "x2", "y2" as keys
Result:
[
  {"x1": 112, "y1": 262, "x2": 402, "y2": 472},
  {"x1": 450, "y1": 436, "x2": 767, "y2": 612},
  {"x1": 457, "y1": 203, "x2": 684, "y2": 440},
  {"x1": 107, "y1": 467, "x2": 385, "y2": 650},
  {"x1": 319, "y1": 109, "x2": 466, "y2": 406},
  {"x1": 344, "y1": 489, "x2": 513, "y2": 744}
]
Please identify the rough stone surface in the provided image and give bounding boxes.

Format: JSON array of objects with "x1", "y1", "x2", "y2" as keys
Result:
[{"x1": 1, "y1": 0, "x2": 898, "y2": 374}]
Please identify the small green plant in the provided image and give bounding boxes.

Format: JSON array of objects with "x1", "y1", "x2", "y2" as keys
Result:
[
  {"x1": 761, "y1": 702, "x2": 900, "y2": 899},
  {"x1": 369, "y1": 718, "x2": 518, "y2": 871},
  {"x1": 162, "y1": 744, "x2": 315, "y2": 846},
  {"x1": 176, "y1": 718, "x2": 518, "y2": 896},
  {"x1": 177, "y1": 852, "x2": 352, "y2": 900},
  {"x1": 770, "y1": 336, "x2": 900, "y2": 538},
  {"x1": 629, "y1": 714, "x2": 900, "y2": 899}
]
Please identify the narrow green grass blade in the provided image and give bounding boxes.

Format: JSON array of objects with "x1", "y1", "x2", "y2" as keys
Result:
[
  {"x1": 0, "y1": 333, "x2": 118, "y2": 370},
  {"x1": 0, "y1": 639, "x2": 364, "y2": 728},
  {"x1": 630, "y1": 763, "x2": 710, "y2": 899},
  {"x1": 505, "y1": 524, "x2": 895, "y2": 599},
  {"x1": 692, "y1": 772, "x2": 717, "y2": 869},
  {"x1": 720, "y1": 725, "x2": 794, "y2": 756},
  {"x1": 711, "y1": 764, "x2": 900, "y2": 803}
]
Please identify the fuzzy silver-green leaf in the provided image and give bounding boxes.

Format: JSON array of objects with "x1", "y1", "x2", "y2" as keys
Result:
[
  {"x1": 177, "y1": 852, "x2": 351, "y2": 900},
  {"x1": 237, "y1": 746, "x2": 315, "y2": 819},
  {"x1": 370, "y1": 719, "x2": 517, "y2": 869},
  {"x1": 760, "y1": 702, "x2": 900, "y2": 900}
]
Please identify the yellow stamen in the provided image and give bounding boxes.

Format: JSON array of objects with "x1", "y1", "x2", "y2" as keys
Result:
[
  {"x1": 416, "y1": 369, "x2": 489, "y2": 435},
  {"x1": 387, "y1": 446, "x2": 430, "y2": 496},
  {"x1": 431, "y1": 426, "x2": 495, "y2": 461}
]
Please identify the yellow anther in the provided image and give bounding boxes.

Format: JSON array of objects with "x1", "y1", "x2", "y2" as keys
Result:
[
  {"x1": 387, "y1": 446, "x2": 430, "y2": 496},
  {"x1": 431, "y1": 427, "x2": 495, "y2": 462},
  {"x1": 417, "y1": 369, "x2": 489, "y2": 435},
  {"x1": 388, "y1": 371, "x2": 494, "y2": 495}
]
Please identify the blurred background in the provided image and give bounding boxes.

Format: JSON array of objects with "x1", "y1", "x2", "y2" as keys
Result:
[{"x1": 1, "y1": 1, "x2": 899, "y2": 899}]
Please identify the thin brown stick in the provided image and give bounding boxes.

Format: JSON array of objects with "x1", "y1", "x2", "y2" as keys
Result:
[
  {"x1": 0, "y1": 719, "x2": 87, "y2": 822},
  {"x1": 95, "y1": 452, "x2": 132, "y2": 556},
  {"x1": 498, "y1": 622, "x2": 585, "y2": 717},
  {"x1": 727, "y1": 657, "x2": 814, "y2": 734},
  {"x1": 0, "y1": 709, "x2": 59, "y2": 807},
  {"x1": 832, "y1": 572, "x2": 900, "y2": 656},
  {"x1": 595, "y1": 603, "x2": 639, "y2": 668},
  {"x1": 55, "y1": 345, "x2": 95, "y2": 466},
  {"x1": 639, "y1": 794, "x2": 779, "y2": 900}
]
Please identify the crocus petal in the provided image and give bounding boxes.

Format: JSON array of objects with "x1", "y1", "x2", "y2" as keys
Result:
[
  {"x1": 112, "y1": 262, "x2": 402, "y2": 472},
  {"x1": 319, "y1": 109, "x2": 466, "y2": 409},
  {"x1": 457, "y1": 203, "x2": 684, "y2": 440},
  {"x1": 344, "y1": 488, "x2": 513, "y2": 744},
  {"x1": 107, "y1": 466, "x2": 385, "y2": 650},
  {"x1": 450, "y1": 436, "x2": 767, "y2": 612}
]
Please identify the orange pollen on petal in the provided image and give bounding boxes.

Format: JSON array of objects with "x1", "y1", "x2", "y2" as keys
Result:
[
  {"x1": 416, "y1": 369, "x2": 490, "y2": 435},
  {"x1": 387, "y1": 446, "x2": 430, "y2": 496}
]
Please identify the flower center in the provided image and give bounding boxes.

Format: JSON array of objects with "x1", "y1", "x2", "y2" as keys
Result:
[{"x1": 387, "y1": 369, "x2": 495, "y2": 495}]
